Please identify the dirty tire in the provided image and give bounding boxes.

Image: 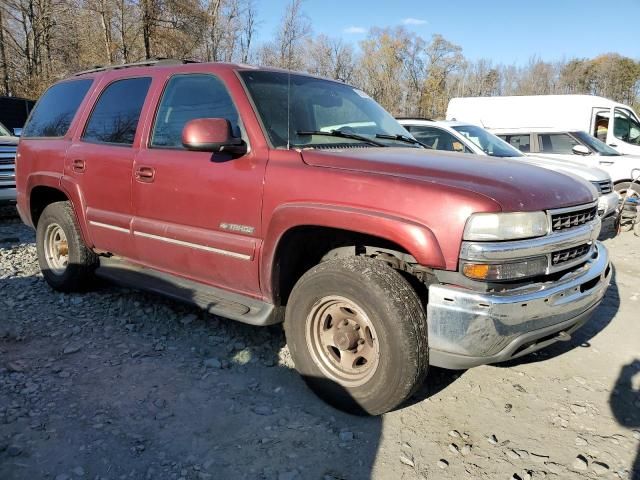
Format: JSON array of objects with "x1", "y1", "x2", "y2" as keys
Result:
[
  {"x1": 614, "y1": 181, "x2": 632, "y2": 196},
  {"x1": 285, "y1": 256, "x2": 429, "y2": 415},
  {"x1": 36, "y1": 201, "x2": 98, "y2": 292}
]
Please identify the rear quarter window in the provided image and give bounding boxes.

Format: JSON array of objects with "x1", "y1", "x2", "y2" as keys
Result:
[{"x1": 22, "y1": 79, "x2": 93, "y2": 138}]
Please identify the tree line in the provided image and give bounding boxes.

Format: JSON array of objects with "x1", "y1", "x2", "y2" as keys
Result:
[{"x1": 1, "y1": 0, "x2": 639, "y2": 118}]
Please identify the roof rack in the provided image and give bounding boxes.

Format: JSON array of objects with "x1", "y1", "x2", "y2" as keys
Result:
[
  {"x1": 73, "y1": 58, "x2": 201, "y2": 77},
  {"x1": 395, "y1": 116, "x2": 435, "y2": 122}
]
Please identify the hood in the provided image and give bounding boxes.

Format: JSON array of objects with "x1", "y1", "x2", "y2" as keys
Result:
[
  {"x1": 0, "y1": 136, "x2": 19, "y2": 146},
  {"x1": 521, "y1": 154, "x2": 610, "y2": 182},
  {"x1": 301, "y1": 148, "x2": 596, "y2": 211}
]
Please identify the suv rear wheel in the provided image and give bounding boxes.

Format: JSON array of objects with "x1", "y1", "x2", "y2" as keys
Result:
[
  {"x1": 36, "y1": 201, "x2": 98, "y2": 292},
  {"x1": 285, "y1": 256, "x2": 429, "y2": 415}
]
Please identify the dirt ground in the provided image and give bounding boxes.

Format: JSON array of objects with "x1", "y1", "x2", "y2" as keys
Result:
[{"x1": 1, "y1": 206, "x2": 639, "y2": 480}]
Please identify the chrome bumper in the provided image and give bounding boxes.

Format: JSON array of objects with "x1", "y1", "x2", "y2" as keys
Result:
[
  {"x1": 0, "y1": 187, "x2": 16, "y2": 203},
  {"x1": 427, "y1": 242, "x2": 611, "y2": 369}
]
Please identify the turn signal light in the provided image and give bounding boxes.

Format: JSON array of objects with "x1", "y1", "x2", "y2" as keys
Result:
[
  {"x1": 462, "y1": 256, "x2": 548, "y2": 281},
  {"x1": 462, "y1": 263, "x2": 490, "y2": 280}
]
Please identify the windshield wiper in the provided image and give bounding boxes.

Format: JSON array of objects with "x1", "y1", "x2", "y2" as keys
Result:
[
  {"x1": 296, "y1": 130, "x2": 386, "y2": 147},
  {"x1": 375, "y1": 133, "x2": 428, "y2": 148}
]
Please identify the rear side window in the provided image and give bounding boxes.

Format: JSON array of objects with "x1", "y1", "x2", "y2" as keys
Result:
[
  {"x1": 151, "y1": 74, "x2": 240, "y2": 149},
  {"x1": 22, "y1": 79, "x2": 92, "y2": 138},
  {"x1": 83, "y1": 77, "x2": 151, "y2": 145},
  {"x1": 537, "y1": 133, "x2": 579, "y2": 154},
  {"x1": 499, "y1": 134, "x2": 531, "y2": 153}
]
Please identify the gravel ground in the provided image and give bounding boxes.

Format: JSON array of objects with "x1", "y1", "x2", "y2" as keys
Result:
[{"x1": 1, "y1": 205, "x2": 639, "y2": 480}]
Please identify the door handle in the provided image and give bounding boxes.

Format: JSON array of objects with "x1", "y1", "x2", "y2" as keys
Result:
[
  {"x1": 72, "y1": 159, "x2": 85, "y2": 173},
  {"x1": 135, "y1": 166, "x2": 155, "y2": 183},
  {"x1": 609, "y1": 143, "x2": 618, "y2": 147},
  {"x1": 599, "y1": 161, "x2": 614, "y2": 166}
]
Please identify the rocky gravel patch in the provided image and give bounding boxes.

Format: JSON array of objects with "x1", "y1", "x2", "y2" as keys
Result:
[{"x1": 1, "y1": 213, "x2": 639, "y2": 479}]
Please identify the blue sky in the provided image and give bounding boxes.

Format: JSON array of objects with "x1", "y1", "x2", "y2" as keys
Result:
[{"x1": 255, "y1": 0, "x2": 640, "y2": 65}]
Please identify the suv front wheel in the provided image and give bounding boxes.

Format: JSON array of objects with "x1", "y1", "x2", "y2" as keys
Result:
[
  {"x1": 36, "y1": 201, "x2": 98, "y2": 292},
  {"x1": 285, "y1": 256, "x2": 429, "y2": 415}
]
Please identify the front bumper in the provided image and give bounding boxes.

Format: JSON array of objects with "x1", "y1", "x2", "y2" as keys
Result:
[
  {"x1": 598, "y1": 192, "x2": 619, "y2": 218},
  {"x1": 427, "y1": 241, "x2": 611, "y2": 369}
]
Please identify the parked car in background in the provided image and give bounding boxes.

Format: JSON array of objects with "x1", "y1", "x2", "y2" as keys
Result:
[
  {"x1": 0, "y1": 96, "x2": 35, "y2": 134},
  {"x1": 493, "y1": 128, "x2": 640, "y2": 195},
  {"x1": 447, "y1": 94, "x2": 640, "y2": 156},
  {"x1": 0, "y1": 121, "x2": 18, "y2": 204},
  {"x1": 16, "y1": 60, "x2": 611, "y2": 415},
  {"x1": 398, "y1": 118, "x2": 619, "y2": 218}
]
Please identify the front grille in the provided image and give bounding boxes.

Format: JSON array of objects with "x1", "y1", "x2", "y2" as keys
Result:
[
  {"x1": 551, "y1": 243, "x2": 591, "y2": 266},
  {"x1": 0, "y1": 146, "x2": 17, "y2": 187},
  {"x1": 591, "y1": 180, "x2": 613, "y2": 194},
  {"x1": 551, "y1": 205, "x2": 598, "y2": 232}
]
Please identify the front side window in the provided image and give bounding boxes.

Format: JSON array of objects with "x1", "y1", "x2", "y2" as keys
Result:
[
  {"x1": 613, "y1": 108, "x2": 640, "y2": 146},
  {"x1": 151, "y1": 74, "x2": 241, "y2": 148},
  {"x1": 406, "y1": 126, "x2": 468, "y2": 153},
  {"x1": 83, "y1": 77, "x2": 151, "y2": 145},
  {"x1": 22, "y1": 79, "x2": 93, "y2": 138},
  {"x1": 239, "y1": 70, "x2": 412, "y2": 149},
  {"x1": 452, "y1": 125, "x2": 522, "y2": 157},
  {"x1": 499, "y1": 134, "x2": 531, "y2": 153},
  {"x1": 537, "y1": 133, "x2": 580, "y2": 154}
]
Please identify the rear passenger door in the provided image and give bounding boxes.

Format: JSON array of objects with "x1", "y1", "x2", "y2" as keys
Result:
[
  {"x1": 131, "y1": 73, "x2": 266, "y2": 296},
  {"x1": 66, "y1": 76, "x2": 151, "y2": 259}
]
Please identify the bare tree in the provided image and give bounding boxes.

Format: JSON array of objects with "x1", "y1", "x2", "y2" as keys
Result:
[
  {"x1": 274, "y1": 0, "x2": 310, "y2": 70},
  {"x1": 0, "y1": 5, "x2": 11, "y2": 94}
]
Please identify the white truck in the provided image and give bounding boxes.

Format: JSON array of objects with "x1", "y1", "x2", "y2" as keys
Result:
[
  {"x1": 447, "y1": 94, "x2": 640, "y2": 155},
  {"x1": 447, "y1": 94, "x2": 640, "y2": 190}
]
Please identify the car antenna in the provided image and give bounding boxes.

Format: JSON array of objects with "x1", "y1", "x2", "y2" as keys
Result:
[{"x1": 287, "y1": 69, "x2": 291, "y2": 150}]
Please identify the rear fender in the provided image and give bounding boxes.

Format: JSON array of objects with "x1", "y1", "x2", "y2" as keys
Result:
[{"x1": 26, "y1": 173, "x2": 93, "y2": 247}]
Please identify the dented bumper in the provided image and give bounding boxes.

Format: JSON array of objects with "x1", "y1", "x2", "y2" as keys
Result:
[{"x1": 427, "y1": 242, "x2": 611, "y2": 369}]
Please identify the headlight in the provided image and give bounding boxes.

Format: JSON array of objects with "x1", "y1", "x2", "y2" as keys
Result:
[
  {"x1": 462, "y1": 256, "x2": 549, "y2": 281},
  {"x1": 463, "y1": 212, "x2": 549, "y2": 241}
]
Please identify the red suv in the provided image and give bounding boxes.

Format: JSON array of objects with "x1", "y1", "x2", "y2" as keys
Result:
[{"x1": 16, "y1": 60, "x2": 611, "y2": 414}]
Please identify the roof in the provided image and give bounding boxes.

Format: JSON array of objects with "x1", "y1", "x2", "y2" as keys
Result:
[{"x1": 69, "y1": 59, "x2": 346, "y2": 85}]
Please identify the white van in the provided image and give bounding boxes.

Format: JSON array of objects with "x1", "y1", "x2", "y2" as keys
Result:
[{"x1": 447, "y1": 94, "x2": 640, "y2": 156}]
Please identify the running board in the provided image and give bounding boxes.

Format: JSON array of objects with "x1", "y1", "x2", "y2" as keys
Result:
[{"x1": 96, "y1": 257, "x2": 277, "y2": 326}]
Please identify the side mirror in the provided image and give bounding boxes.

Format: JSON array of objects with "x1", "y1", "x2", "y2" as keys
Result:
[
  {"x1": 13, "y1": 128, "x2": 22, "y2": 137},
  {"x1": 182, "y1": 118, "x2": 246, "y2": 156},
  {"x1": 572, "y1": 144, "x2": 591, "y2": 156}
]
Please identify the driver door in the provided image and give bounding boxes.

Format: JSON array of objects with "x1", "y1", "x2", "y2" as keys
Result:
[
  {"x1": 131, "y1": 72, "x2": 267, "y2": 295},
  {"x1": 609, "y1": 107, "x2": 640, "y2": 154}
]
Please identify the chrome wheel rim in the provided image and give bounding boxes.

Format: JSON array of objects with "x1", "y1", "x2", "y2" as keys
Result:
[
  {"x1": 44, "y1": 223, "x2": 69, "y2": 275},
  {"x1": 305, "y1": 295, "x2": 380, "y2": 388}
]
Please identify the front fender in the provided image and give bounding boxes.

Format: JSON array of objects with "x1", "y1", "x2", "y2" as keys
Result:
[{"x1": 260, "y1": 202, "x2": 446, "y2": 298}]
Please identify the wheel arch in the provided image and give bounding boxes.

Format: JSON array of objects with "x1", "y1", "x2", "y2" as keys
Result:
[
  {"x1": 261, "y1": 203, "x2": 445, "y2": 306},
  {"x1": 27, "y1": 175, "x2": 93, "y2": 247}
]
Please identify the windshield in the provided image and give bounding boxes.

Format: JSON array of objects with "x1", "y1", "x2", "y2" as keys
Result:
[
  {"x1": 239, "y1": 70, "x2": 414, "y2": 149},
  {"x1": 572, "y1": 131, "x2": 620, "y2": 156},
  {"x1": 0, "y1": 122, "x2": 10, "y2": 137},
  {"x1": 452, "y1": 125, "x2": 523, "y2": 158}
]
